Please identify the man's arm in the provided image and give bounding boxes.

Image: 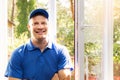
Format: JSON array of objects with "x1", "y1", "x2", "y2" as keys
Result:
[
  {"x1": 8, "y1": 77, "x2": 21, "y2": 80},
  {"x1": 51, "y1": 69, "x2": 71, "y2": 80},
  {"x1": 58, "y1": 69, "x2": 71, "y2": 80},
  {"x1": 51, "y1": 73, "x2": 59, "y2": 80}
]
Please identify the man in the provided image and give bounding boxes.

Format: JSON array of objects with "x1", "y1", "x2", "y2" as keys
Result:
[{"x1": 5, "y1": 8, "x2": 73, "y2": 80}]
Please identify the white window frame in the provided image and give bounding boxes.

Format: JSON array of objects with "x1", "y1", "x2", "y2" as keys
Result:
[
  {"x1": 0, "y1": 0, "x2": 8, "y2": 79},
  {"x1": 102, "y1": 0, "x2": 113, "y2": 80},
  {"x1": 74, "y1": 0, "x2": 113, "y2": 80}
]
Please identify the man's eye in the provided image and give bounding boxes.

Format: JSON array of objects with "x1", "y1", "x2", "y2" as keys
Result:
[
  {"x1": 41, "y1": 22, "x2": 47, "y2": 25},
  {"x1": 33, "y1": 22, "x2": 39, "y2": 26}
]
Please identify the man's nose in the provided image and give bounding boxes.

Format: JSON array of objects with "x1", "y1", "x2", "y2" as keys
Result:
[{"x1": 37, "y1": 23, "x2": 43, "y2": 28}]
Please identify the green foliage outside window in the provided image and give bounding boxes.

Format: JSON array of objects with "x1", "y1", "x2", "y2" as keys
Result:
[{"x1": 15, "y1": 0, "x2": 36, "y2": 37}]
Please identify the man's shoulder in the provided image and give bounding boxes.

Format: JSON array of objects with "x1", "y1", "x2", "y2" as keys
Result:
[
  {"x1": 52, "y1": 42, "x2": 64, "y2": 49},
  {"x1": 52, "y1": 42, "x2": 67, "y2": 53},
  {"x1": 11, "y1": 43, "x2": 27, "y2": 57}
]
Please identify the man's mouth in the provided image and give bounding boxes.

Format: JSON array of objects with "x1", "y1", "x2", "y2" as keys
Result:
[{"x1": 35, "y1": 30, "x2": 45, "y2": 34}]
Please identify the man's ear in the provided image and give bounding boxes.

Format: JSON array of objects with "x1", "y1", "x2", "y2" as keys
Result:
[{"x1": 27, "y1": 24, "x2": 30, "y2": 31}]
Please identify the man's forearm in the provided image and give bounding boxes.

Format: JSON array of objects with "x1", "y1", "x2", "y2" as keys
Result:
[
  {"x1": 59, "y1": 75, "x2": 71, "y2": 80},
  {"x1": 51, "y1": 73, "x2": 59, "y2": 80},
  {"x1": 8, "y1": 77, "x2": 21, "y2": 80},
  {"x1": 58, "y1": 69, "x2": 71, "y2": 80}
]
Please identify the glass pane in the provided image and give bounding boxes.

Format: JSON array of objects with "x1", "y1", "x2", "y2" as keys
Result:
[
  {"x1": 113, "y1": 0, "x2": 120, "y2": 80},
  {"x1": 84, "y1": 0, "x2": 104, "y2": 80}
]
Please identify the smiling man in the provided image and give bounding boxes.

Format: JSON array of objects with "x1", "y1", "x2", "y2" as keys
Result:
[{"x1": 5, "y1": 8, "x2": 73, "y2": 80}]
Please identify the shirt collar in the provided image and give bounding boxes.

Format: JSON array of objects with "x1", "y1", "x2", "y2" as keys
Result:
[{"x1": 26, "y1": 39, "x2": 52, "y2": 51}]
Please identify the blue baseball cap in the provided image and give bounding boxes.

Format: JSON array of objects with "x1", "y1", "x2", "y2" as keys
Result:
[{"x1": 29, "y1": 8, "x2": 49, "y2": 19}]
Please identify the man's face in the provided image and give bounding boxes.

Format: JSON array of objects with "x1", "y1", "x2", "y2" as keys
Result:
[{"x1": 28, "y1": 15, "x2": 49, "y2": 41}]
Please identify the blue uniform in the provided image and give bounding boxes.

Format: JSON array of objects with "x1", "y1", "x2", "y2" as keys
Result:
[{"x1": 5, "y1": 40, "x2": 73, "y2": 80}]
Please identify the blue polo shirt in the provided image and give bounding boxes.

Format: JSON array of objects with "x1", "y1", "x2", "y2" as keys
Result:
[{"x1": 5, "y1": 40, "x2": 73, "y2": 80}]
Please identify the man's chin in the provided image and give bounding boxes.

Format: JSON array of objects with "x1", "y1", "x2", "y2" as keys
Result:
[{"x1": 37, "y1": 37, "x2": 46, "y2": 41}]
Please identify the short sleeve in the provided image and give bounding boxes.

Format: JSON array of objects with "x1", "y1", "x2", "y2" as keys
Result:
[
  {"x1": 5, "y1": 48, "x2": 23, "y2": 79},
  {"x1": 58, "y1": 46, "x2": 73, "y2": 71}
]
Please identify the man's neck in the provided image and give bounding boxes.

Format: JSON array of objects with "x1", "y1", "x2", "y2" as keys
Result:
[{"x1": 31, "y1": 38, "x2": 49, "y2": 52}]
